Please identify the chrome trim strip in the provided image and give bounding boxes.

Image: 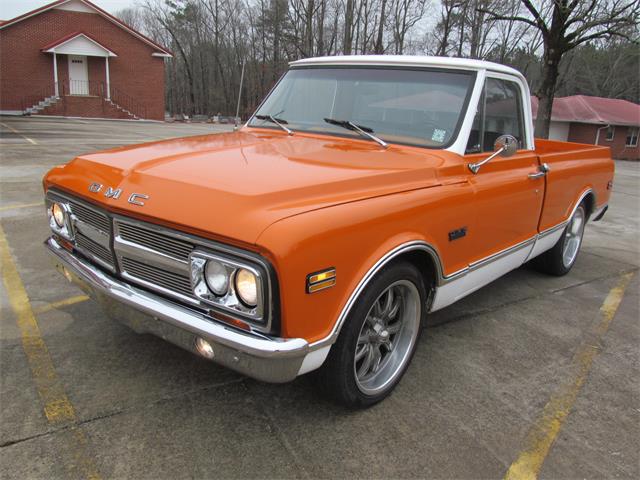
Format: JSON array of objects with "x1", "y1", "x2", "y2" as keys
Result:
[
  {"x1": 469, "y1": 237, "x2": 535, "y2": 270},
  {"x1": 440, "y1": 236, "x2": 537, "y2": 284},
  {"x1": 539, "y1": 221, "x2": 567, "y2": 237},
  {"x1": 312, "y1": 189, "x2": 599, "y2": 350},
  {"x1": 309, "y1": 241, "x2": 444, "y2": 349},
  {"x1": 46, "y1": 236, "x2": 307, "y2": 359}
]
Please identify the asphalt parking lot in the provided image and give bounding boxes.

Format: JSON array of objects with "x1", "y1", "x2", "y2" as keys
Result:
[{"x1": 1, "y1": 115, "x2": 638, "y2": 479}]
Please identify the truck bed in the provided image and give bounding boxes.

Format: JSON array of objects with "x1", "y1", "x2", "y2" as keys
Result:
[
  {"x1": 535, "y1": 138, "x2": 611, "y2": 157},
  {"x1": 534, "y1": 138, "x2": 613, "y2": 232}
]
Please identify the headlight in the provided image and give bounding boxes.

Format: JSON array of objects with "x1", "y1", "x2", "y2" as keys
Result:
[
  {"x1": 235, "y1": 268, "x2": 258, "y2": 307},
  {"x1": 204, "y1": 260, "x2": 229, "y2": 296},
  {"x1": 52, "y1": 202, "x2": 65, "y2": 227},
  {"x1": 47, "y1": 199, "x2": 73, "y2": 240},
  {"x1": 190, "y1": 251, "x2": 267, "y2": 327}
]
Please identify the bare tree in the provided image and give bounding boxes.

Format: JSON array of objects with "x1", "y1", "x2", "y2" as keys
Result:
[
  {"x1": 434, "y1": 1, "x2": 461, "y2": 55},
  {"x1": 124, "y1": 0, "x2": 638, "y2": 120}
]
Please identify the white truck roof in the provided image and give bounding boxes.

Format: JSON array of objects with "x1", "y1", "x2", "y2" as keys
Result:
[{"x1": 290, "y1": 55, "x2": 525, "y2": 82}]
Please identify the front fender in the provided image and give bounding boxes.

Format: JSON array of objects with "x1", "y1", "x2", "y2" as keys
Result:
[{"x1": 255, "y1": 182, "x2": 474, "y2": 344}]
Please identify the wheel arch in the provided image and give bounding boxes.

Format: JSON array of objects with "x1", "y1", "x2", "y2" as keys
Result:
[
  {"x1": 582, "y1": 190, "x2": 596, "y2": 219},
  {"x1": 309, "y1": 240, "x2": 444, "y2": 350}
]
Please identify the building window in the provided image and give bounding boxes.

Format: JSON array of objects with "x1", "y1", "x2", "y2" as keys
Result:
[
  {"x1": 626, "y1": 127, "x2": 639, "y2": 147},
  {"x1": 606, "y1": 126, "x2": 615, "y2": 141}
]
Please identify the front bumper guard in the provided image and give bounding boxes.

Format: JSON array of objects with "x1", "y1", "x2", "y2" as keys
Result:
[{"x1": 45, "y1": 237, "x2": 309, "y2": 383}]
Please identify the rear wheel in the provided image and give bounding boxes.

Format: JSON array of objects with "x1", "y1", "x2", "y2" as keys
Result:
[
  {"x1": 314, "y1": 262, "x2": 426, "y2": 408},
  {"x1": 533, "y1": 203, "x2": 587, "y2": 276}
]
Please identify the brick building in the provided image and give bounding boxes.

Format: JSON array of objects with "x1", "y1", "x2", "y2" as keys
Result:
[
  {"x1": 0, "y1": 0, "x2": 172, "y2": 121},
  {"x1": 532, "y1": 95, "x2": 640, "y2": 160}
]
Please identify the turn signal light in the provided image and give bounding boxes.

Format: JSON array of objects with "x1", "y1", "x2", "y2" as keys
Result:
[{"x1": 306, "y1": 268, "x2": 336, "y2": 293}]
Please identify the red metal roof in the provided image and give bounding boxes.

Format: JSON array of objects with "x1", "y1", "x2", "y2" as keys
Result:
[
  {"x1": 531, "y1": 95, "x2": 640, "y2": 127},
  {"x1": 0, "y1": 0, "x2": 172, "y2": 57}
]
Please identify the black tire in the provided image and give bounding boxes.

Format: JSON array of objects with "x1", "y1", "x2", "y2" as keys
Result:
[
  {"x1": 533, "y1": 203, "x2": 587, "y2": 276},
  {"x1": 313, "y1": 261, "x2": 427, "y2": 408}
]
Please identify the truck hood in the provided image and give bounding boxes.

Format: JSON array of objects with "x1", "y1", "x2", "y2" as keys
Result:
[{"x1": 45, "y1": 129, "x2": 456, "y2": 245}]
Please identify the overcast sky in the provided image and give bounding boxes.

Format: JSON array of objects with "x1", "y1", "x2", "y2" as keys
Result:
[{"x1": 0, "y1": 0, "x2": 138, "y2": 20}]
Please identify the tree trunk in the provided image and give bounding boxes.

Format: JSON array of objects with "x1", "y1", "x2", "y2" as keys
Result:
[
  {"x1": 306, "y1": 0, "x2": 315, "y2": 56},
  {"x1": 317, "y1": 0, "x2": 326, "y2": 55},
  {"x1": 374, "y1": 0, "x2": 387, "y2": 54},
  {"x1": 534, "y1": 49, "x2": 562, "y2": 139},
  {"x1": 469, "y1": 1, "x2": 484, "y2": 59},
  {"x1": 343, "y1": 0, "x2": 354, "y2": 54}
]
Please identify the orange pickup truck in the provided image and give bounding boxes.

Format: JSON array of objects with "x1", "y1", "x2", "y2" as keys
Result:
[{"x1": 44, "y1": 56, "x2": 614, "y2": 407}]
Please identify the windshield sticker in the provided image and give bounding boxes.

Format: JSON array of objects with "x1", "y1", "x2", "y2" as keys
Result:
[{"x1": 432, "y1": 129, "x2": 446, "y2": 143}]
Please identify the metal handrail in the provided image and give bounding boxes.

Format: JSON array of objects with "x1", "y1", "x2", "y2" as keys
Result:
[
  {"x1": 109, "y1": 85, "x2": 147, "y2": 119},
  {"x1": 22, "y1": 80, "x2": 148, "y2": 119},
  {"x1": 20, "y1": 83, "x2": 58, "y2": 113}
]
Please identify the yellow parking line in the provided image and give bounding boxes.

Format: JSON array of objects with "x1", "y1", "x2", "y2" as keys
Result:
[
  {"x1": 0, "y1": 121, "x2": 38, "y2": 145},
  {"x1": 34, "y1": 295, "x2": 90, "y2": 314},
  {"x1": 504, "y1": 271, "x2": 635, "y2": 480},
  {"x1": 0, "y1": 202, "x2": 43, "y2": 212},
  {"x1": 0, "y1": 223, "x2": 101, "y2": 479}
]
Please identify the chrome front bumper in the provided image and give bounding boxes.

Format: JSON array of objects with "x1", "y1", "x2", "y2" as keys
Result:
[{"x1": 45, "y1": 237, "x2": 310, "y2": 383}]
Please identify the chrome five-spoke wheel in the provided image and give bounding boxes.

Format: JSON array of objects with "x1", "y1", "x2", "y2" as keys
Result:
[{"x1": 354, "y1": 280, "x2": 421, "y2": 395}]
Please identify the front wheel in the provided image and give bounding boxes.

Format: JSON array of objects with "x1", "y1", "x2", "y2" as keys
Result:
[
  {"x1": 533, "y1": 203, "x2": 587, "y2": 276},
  {"x1": 314, "y1": 261, "x2": 426, "y2": 408}
]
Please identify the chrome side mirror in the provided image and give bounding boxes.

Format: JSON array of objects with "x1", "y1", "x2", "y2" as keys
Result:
[
  {"x1": 494, "y1": 134, "x2": 518, "y2": 157},
  {"x1": 468, "y1": 134, "x2": 518, "y2": 174}
]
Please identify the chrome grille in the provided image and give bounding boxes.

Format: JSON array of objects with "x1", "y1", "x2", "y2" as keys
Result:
[
  {"x1": 49, "y1": 194, "x2": 115, "y2": 271},
  {"x1": 121, "y1": 257, "x2": 193, "y2": 298},
  {"x1": 47, "y1": 190, "x2": 274, "y2": 333},
  {"x1": 76, "y1": 233, "x2": 113, "y2": 266},
  {"x1": 117, "y1": 222, "x2": 193, "y2": 260},
  {"x1": 113, "y1": 218, "x2": 198, "y2": 305},
  {"x1": 68, "y1": 199, "x2": 111, "y2": 233}
]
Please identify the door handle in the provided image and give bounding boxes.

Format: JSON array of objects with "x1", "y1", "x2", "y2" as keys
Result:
[{"x1": 528, "y1": 163, "x2": 550, "y2": 179}]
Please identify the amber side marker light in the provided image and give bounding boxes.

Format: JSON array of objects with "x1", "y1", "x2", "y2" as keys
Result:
[
  {"x1": 209, "y1": 310, "x2": 252, "y2": 332},
  {"x1": 306, "y1": 268, "x2": 336, "y2": 294}
]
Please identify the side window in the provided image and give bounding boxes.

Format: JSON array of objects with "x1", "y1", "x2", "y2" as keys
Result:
[
  {"x1": 466, "y1": 77, "x2": 524, "y2": 153},
  {"x1": 465, "y1": 89, "x2": 484, "y2": 154}
]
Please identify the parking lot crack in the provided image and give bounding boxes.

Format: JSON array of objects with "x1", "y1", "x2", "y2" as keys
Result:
[
  {"x1": 254, "y1": 403, "x2": 312, "y2": 479},
  {"x1": 1, "y1": 378, "x2": 248, "y2": 449}
]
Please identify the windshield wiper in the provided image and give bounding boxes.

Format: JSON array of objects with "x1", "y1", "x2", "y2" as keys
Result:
[
  {"x1": 255, "y1": 114, "x2": 293, "y2": 135},
  {"x1": 324, "y1": 118, "x2": 388, "y2": 148}
]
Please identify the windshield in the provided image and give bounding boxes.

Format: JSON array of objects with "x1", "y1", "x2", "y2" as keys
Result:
[{"x1": 249, "y1": 67, "x2": 475, "y2": 148}]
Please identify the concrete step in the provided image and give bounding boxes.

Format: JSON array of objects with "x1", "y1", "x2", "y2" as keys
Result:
[{"x1": 36, "y1": 96, "x2": 139, "y2": 120}]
